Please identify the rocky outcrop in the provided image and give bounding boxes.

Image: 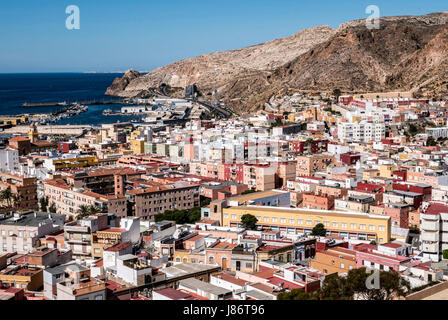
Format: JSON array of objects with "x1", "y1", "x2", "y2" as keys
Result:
[
  {"x1": 106, "y1": 69, "x2": 141, "y2": 96},
  {"x1": 106, "y1": 12, "x2": 448, "y2": 112}
]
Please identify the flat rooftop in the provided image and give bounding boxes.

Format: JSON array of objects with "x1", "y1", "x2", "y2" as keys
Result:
[
  {"x1": 0, "y1": 212, "x2": 63, "y2": 227},
  {"x1": 162, "y1": 263, "x2": 219, "y2": 279},
  {"x1": 179, "y1": 278, "x2": 231, "y2": 296}
]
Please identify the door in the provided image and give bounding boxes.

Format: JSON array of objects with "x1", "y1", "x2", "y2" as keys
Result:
[{"x1": 222, "y1": 257, "x2": 228, "y2": 270}]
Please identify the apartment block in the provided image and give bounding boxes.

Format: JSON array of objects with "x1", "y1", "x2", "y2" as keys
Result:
[{"x1": 222, "y1": 206, "x2": 391, "y2": 244}]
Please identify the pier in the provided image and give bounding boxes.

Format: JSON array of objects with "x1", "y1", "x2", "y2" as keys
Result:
[{"x1": 21, "y1": 99, "x2": 127, "y2": 108}]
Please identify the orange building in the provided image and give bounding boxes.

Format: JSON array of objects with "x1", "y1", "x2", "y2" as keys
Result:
[
  {"x1": 309, "y1": 247, "x2": 357, "y2": 275},
  {"x1": 205, "y1": 241, "x2": 238, "y2": 271},
  {"x1": 296, "y1": 154, "x2": 334, "y2": 177},
  {"x1": 302, "y1": 193, "x2": 335, "y2": 210}
]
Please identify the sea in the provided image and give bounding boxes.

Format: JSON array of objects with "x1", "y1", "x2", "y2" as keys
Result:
[{"x1": 0, "y1": 73, "x2": 146, "y2": 126}]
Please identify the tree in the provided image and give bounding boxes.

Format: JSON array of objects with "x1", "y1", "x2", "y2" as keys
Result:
[
  {"x1": 48, "y1": 203, "x2": 57, "y2": 213},
  {"x1": 321, "y1": 268, "x2": 410, "y2": 300},
  {"x1": 426, "y1": 137, "x2": 438, "y2": 147},
  {"x1": 76, "y1": 205, "x2": 101, "y2": 220},
  {"x1": 88, "y1": 205, "x2": 102, "y2": 215},
  {"x1": 332, "y1": 88, "x2": 342, "y2": 101},
  {"x1": 39, "y1": 196, "x2": 49, "y2": 212},
  {"x1": 408, "y1": 123, "x2": 419, "y2": 136},
  {"x1": 154, "y1": 207, "x2": 202, "y2": 225},
  {"x1": 311, "y1": 223, "x2": 327, "y2": 237},
  {"x1": 320, "y1": 273, "x2": 352, "y2": 300},
  {"x1": 443, "y1": 249, "x2": 448, "y2": 260},
  {"x1": 241, "y1": 214, "x2": 258, "y2": 230},
  {"x1": 277, "y1": 288, "x2": 319, "y2": 300},
  {"x1": 0, "y1": 187, "x2": 13, "y2": 208}
]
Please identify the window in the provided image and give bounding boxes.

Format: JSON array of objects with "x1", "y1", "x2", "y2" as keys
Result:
[
  {"x1": 272, "y1": 217, "x2": 278, "y2": 223},
  {"x1": 360, "y1": 224, "x2": 366, "y2": 230},
  {"x1": 342, "y1": 223, "x2": 347, "y2": 228},
  {"x1": 297, "y1": 219, "x2": 303, "y2": 225},
  {"x1": 341, "y1": 263, "x2": 345, "y2": 269},
  {"x1": 324, "y1": 221, "x2": 330, "y2": 227},
  {"x1": 314, "y1": 220, "x2": 321, "y2": 225},
  {"x1": 264, "y1": 217, "x2": 270, "y2": 222},
  {"x1": 224, "y1": 214, "x2": 229, "y2": 219},
  {"x1": 306, "y1": 220, "x2": 312, "y2": 226},
  {"x1": 94, "y1": 295, "x2": 103, "y2": 300},
  {"x1": 231, "y1": 214, "x2": 237, "y2": 220},
  {"x1": 349, "y1": 266, "x2": 353, "y2": 270},
  {"x1": 246, "y1": 262, "x2": 253, "y2": 269},
  {"x1": 369, "y1": 225, "x2": 375, "y2": 231},
  {"x1": 280, "y1": 218, "x2": 286, "y2": 224},
  {"x1": 378, "y1": 226, "x2": 385, "y2": 232},
  {"x1": 332, "y1": 222, "x2": 338, "y2": 228},
  {"x1": 1, "y1": 230, "x2": 4, "y2": 236},
  {"x1": 350, "y1": 223, "x2": 356, "y2": 229},
  {"x1": 289, "y1": 219, "x2": 294, "y2": 224}
]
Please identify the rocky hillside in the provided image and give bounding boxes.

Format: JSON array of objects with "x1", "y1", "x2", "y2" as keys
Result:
[{"x1": 106, "y1": 12, "x2": 448, "y2": 112}]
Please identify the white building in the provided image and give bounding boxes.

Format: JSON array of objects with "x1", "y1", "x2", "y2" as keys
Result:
[
  {"x1": 0, "y1": 149, "x2": 19, "y2": 173},
  {"x1": 426, "y1": 127, "x2": 448, "y2": 139},
  {"x1": 337, "y1": 121, "x2": 385, "y2": 143},
  {"x1": 420, "y1": 203, "x2": 448, "y2": 261}
]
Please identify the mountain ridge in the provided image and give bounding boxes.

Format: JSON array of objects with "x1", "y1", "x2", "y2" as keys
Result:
[{"x1": 106, "y1": 12, "x2": 448, "y2": 112}]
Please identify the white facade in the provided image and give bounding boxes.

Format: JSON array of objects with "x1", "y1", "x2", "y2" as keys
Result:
[
  {"x1": 426, "y1": 127, "x2": 448, "y2": 139},
  {"x1": 420, "y1": 210, "x2": 448, "y2": 262},
  {"x1": 0, "y1": 149, "x2": 19, "y2": 173},
  {"x1": 337, "y1": 122, "x2": 385, "y2": 143}
]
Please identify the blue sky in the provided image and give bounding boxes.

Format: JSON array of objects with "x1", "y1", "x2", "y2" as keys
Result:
[{"x1": 0, "y1": 0, "x2": 446, "y2": 73}]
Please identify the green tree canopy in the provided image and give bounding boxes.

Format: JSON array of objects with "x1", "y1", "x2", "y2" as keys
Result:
[
  {"x1": 277, "y1": 288, "x2": 319, "y2": 300},
  {"x1": 48, "y1": 202, "x2": 57, "y2": 213},
  {"x1": 311, "y1": 223, "x2": 327, "y2": 237},
  {"x1": 241, "y1": 214, "x2": 258, "y2": 230}
]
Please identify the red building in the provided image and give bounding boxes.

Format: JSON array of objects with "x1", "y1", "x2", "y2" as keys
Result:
[
  {"x1": 392, "y1": 170, "x2": 407, "y2": 182},
  {"x1": 357, "y1": 182, "x2": 384, "y2": 194},
  {"x1": 392, "y1": 182, "x2": 432, "y2": 198},
  {"x1": 340, "y1": 152, "x2": 361, "y2": 165}
]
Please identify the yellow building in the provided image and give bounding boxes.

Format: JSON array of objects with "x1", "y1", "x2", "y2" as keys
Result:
[
  {"x1": 0, "y1": 115, "x2": 28, "y2": 125},
  {"x1": 363, "y1": 169, "x2": 380, "y2": 181},
  {"x1": 51, "y1": 155, "x2": 98, "y2": 170},
  {"x1": 379, "y1": 164, "x2": 396, "y2": 178},
  {"x1": 222, "y1": 206, "x2": 391, "y2": 244},
  {"x1": 288, "y1": 114, "x2": 296, "y2": 123},
  {"x1": 130, "y1": 138, "x2": 146, "y2": 154}
]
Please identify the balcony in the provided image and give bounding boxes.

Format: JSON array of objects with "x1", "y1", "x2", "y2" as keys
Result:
[
  {"x1": 442, "y1": 222, "x2": 448, "y2": 232},
  {"x1": 442, "y1": 233, "x2": 448, "y2": 243},
  {"x1": 421, "y1": 232, "x2": 439, "y2": 242},
  {"x1": 421, "y1": 221, "x2": 439, "y2": 231},
  {"x1": 422, "y1": 243, "x2": 439, "y2": 254}
]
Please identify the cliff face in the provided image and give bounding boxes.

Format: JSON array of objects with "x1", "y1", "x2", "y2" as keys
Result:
[{"x1": 106, "y1": 12, "x2": 448, "y2": 112}]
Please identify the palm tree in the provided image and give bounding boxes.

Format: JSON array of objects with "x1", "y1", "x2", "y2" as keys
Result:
[
  {"x1": 0, "y1": 188, "x2": 13, "y2": 208},
  {"x1": 12, "y1": 194, "x2": 22, "y2": 210},
  {"x1": 88, "y1": 205, "x2": 102, "y2": 215},
  {"x1": 76, "y1": 205, "x2": 90, "y2": 220}
]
